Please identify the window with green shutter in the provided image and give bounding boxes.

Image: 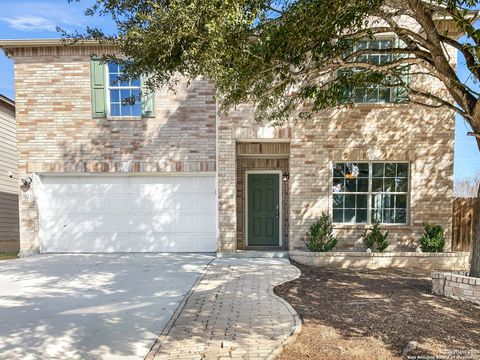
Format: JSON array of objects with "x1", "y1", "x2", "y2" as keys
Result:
[{"x1": 90, "y1": 59, "x2": 155, "y2": 118}]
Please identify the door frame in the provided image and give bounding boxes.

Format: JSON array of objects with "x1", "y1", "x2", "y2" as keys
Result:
[{"x1": 245, "y1": 170, "x2": 283, "y2": 247}]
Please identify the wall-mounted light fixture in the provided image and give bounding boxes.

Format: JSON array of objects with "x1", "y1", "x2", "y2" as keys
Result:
[
  {"x1": 282, "y1": 171, "x2": 290, "y2": 182},
  {"x1": 21, "y1": 177, "x2": 32, "y2": 186}
]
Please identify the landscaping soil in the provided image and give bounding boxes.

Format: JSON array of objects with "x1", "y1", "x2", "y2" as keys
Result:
[{"x1": 274, "y1": 263, "x2": 480, "y2": 360}]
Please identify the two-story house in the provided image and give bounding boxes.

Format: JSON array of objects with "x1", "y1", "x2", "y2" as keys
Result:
[{"x1": 0, "y1": 38, "x2": 454, "y2": 257}]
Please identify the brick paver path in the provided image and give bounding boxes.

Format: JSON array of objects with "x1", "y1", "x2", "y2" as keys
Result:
[{"x1": 146, "y1": 258, "x2": 301, "y2": 360}]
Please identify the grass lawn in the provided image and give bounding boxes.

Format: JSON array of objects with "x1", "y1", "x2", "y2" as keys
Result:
[
  {"x1": 274, "y1": 263, "x2": 480, "y2": 360},
  {"x1": 0, "y1": 252, "x2": 18, "y2": 261}
]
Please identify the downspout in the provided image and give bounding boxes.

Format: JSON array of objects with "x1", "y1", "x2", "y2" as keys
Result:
[{"x1": 215, "y1": 93, "x2": 220, "y2": 255}]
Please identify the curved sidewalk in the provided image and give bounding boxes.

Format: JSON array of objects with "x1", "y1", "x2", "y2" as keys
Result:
[{"x1": 146, "y1": 258, "x2": 301, "y2": 360}]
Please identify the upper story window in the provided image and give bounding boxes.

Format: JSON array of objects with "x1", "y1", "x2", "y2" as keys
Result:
[
  {"x1": 340, "y1": 39, "x2": 408, "y2": 104},
  {"x1": 332, "y1": 162, "x2": 409, "y2": 225},
  {"x1": 90, "y1": 59, "x2": 155, "y2": 119},
  {"x1": 107, "y1": 63, "x2": 142, "y2": 117}
]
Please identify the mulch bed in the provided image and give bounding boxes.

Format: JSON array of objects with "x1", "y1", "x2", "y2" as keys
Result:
[{"x1": 274, "y1": 263, "x2": 480, "y2": 360}]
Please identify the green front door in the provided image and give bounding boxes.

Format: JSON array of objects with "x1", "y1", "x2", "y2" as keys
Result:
[{"x1": 247, "y1": 173, "x2": 280, "y2": 246}]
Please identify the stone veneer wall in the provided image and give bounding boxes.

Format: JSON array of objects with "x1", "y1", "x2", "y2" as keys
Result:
[{"x1": 12, "y1": 46, "x2": 216, "y2": 255}]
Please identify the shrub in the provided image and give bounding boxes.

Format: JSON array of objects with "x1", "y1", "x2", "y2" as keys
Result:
[
  {"x1": 362, "y1": 222, "x2": 389, "y2": 252},
  {"x1": 306, "y1": 212, "x2": 337, "y2": 252},
  {"x1": 419, "y1": 224, "x2": 445, "y2": 252}
]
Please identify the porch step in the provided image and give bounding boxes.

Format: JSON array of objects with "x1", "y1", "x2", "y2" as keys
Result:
[{"x1": 217, "y1": 250, "x2": 289, "y2": 259}]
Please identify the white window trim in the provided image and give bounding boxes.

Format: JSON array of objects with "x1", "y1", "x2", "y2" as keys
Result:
[
  {"x1": 330, "y1": 161, "x2": 410, "y2": 226},
  {"x1": 105, "y1": 64, "x2": 142, "y2": 118}
]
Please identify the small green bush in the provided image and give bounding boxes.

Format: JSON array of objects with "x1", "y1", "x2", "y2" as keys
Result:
[
  {"x1": 419, "y1": 223, "x2": 445, "y2": 252},
  {"x1": 362, "y1": 222, "x2": 389, "y2": 252},
  {"x1": 306, "y1": 212, "x2": 337, "y2": 252}
]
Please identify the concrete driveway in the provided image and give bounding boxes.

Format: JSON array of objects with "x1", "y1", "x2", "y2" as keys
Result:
[{"x1": 0, "y1": 253, "x2": 214, "y2": 360}]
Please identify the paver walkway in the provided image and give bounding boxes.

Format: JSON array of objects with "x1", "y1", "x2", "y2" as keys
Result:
[{"x1": 147, "y1": 258, "x2": 301, "y2": 360}]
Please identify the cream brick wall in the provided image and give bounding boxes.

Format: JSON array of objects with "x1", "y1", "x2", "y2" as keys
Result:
[
  {"x1": 218, "y1": 103, "x2": 454, "y2": 252},
  {"x1": 11, "y1": 44, "x2": 455, "y2": 255},
  {"x1": 12, "y1": 46, "x2": 216, "y2": 255}
]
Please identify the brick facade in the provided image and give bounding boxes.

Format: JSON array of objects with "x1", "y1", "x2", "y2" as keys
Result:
[
  {"x1": 11, "y1": 45, "x2": 216, "y2": 255},
  {"x1": 218, "y1": 104, "x2": 454, "y2": 252},
  {"x1": 7, "y1": 43, "x2": 455, "y2": 255}
]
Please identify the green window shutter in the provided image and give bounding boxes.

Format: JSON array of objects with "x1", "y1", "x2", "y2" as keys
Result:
[
  {"x1": 141, "y1": 74, "x2": 155, "y2": 117},
  {"x1": 90, "y1": 59, "x2": 106, "y2": 117},
  {"x1": 393, "y1": 39, "x2": 410, "y2": 103}
]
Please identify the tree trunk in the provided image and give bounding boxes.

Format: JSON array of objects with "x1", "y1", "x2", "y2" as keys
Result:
[{"x1": 469, "y1": 183, "x2": 480, "y2": 277}]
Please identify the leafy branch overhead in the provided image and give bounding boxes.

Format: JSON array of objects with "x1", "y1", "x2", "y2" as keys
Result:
[{"x1": 66, "y1": 0, "x2": 480, "y2": 128}]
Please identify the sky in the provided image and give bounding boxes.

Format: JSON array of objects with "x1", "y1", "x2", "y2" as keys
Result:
[{"x1": 0, "y1": 0, "x2": 479, "y2": 181}]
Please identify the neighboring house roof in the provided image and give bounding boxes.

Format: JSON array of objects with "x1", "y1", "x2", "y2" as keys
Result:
[{"x1": 0, "y1": 94, "x2": 15, "y2": 112}]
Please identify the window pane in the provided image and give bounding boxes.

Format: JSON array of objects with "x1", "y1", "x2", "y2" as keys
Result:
[
  {"x1": 108, "y1": 62, "x2": 119, "y2": 74},
  {"x1": 131, "y1": 103, "x2": 141, "y2": 117},
  {"x1": 345, "y1": 194, "x2": 356, "y2": 208},
  {"x1": 345, "y1": 179, "x2": 356, "y2": 192},
  {"x1": 396, "y1": 178, "x2": 408, "y2": 192},
  {"x1": 111, "y1": 104, "x2": 121, "y2": 117},
  {"x1": 384, "y1": 178, "x2": 395, "y2": 192},
  {"x1": 395, "y1": 195, "x2": 407, "y2": 209},
  {"x1": 397, "y1": 163, "x2": 408, "y2": 177},
  {"x1": 379, "y1": 87, "x2": 391, "y2": 102},
  {"x1": 357, "y1": 195, "x2": 367, "y2": 208},
  {"x1": 333, "y1": 194, "x2": 344, "y2": 208},
  {"x1": 333, "y1": 163, "x2": 344, "y2": 177},
  {"x1": 381, "y1": 40, "x2": 393, "y2": 49},
  {"x1": 372, "y1": 163, "x2": 384, "y2": 177},
  {"x1": 333, "y1": 209, "x2": 343, "y2": 223},
  {"x1": 357, "y1": 209, "x2": 367, "y2": 223},
  {"x1": 358, "y1": 178, "x2": 368, "y2": 192},
  {"x1": 110, "y1": 89, "x2": 120, "y2": 102},
  {"x1": 371, "y1": 209, "x2": 382, "y2": 223},
  {"x1": 121, "y1": 89, "x2": 132, "y2": 104},
  {"x1": 383, "y1": 209, "x2": 395, "y2": 223},
  {"x1": 395, "y1": 209, "x2": 407, "y2": 224},
  {"x1": 120, "y1": 78, "x2": 131, "y2": 87},
  {"x1": 367, "y1": 87, "x2": 378, "y2": 102},
  {"x1": 372, "y1": 178, "x2": 383, "y2": 192},
  {"x1": 344, "y1": 209, "x2": 356, "y2": 223},
  {"x1": 131, "y1": 78, "x2": 141, "y2": 87},
  {"x1": 358, "y1": 163, "x2": 369, "y2": 177},
  {"x1": 385, "y1": 163, "x2": 396, "y2": 177},
  {"x1": 354, "y1": 88, "x2": 366, "y2": 103},
  {"x1": 333, "y1": 178, "x2": 344, "y2": 192},
  {"x1": 109, "y1": 74, "x2": 119, "y2": 86}
]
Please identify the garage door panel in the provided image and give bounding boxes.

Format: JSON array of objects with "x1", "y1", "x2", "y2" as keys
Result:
[
  {"x1": 41, "y1": 195, "x2": 105, "y2": 216},
  {"x1": 38, "y1": 175, "x2": 216, "y2": 252},
  {"x1": 196, "y1": 193, "x2": 216, "y2": 213},
  {"x1": 195, "y1": 177, "x2": 216, "y2": 192},
  {"x1": 196, "y1": 215, "x2": 216, "y2": 233}
]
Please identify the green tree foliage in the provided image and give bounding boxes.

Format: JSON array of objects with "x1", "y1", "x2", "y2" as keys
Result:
[
  {"x1": 67, "y1": 0, "x2": 480, "y2": 275},
  {"x1": 419, "y1": 224, "x2": 446, "y2": 252},
  {"x1": 306, "y1": 212, "x2": 337, "y2": 252},
  {"x1": 362, "y1": 222, "x2": 389, "y2": 253}
]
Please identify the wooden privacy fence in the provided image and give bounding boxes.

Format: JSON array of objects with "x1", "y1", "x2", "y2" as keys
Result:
[{"x1": 452, "y1": 197, "x2": 476, "y2": 252}]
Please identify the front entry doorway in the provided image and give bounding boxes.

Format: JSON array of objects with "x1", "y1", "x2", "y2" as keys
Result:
[{"x1": 246, "y1": 172, "x2": 281, "y2": 246}]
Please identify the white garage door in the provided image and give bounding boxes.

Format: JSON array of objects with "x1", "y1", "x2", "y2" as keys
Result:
[{"x1": 37, "y1": 175, "x2": 217, "y2": 252}]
